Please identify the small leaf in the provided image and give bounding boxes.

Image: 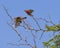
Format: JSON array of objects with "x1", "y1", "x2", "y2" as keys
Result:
[
  {"x1": 50, "y1": 45, "x2": 56, "y2": 48},
  {"x1": 45, "y1": 24, "x2": 60, "y2": 31},
  {"x1": 43, "y1": 42, "x2": 50, "y2": 46}
]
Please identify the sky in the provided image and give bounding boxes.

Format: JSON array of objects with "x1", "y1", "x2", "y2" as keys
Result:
[{"x1": 0, "y1": 0, "x2": 60, "y2": 48}]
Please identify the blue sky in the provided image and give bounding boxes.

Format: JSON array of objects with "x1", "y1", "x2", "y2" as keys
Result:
[{"x1": 0, "y1": 0, "x2": 60, "y2": 48}]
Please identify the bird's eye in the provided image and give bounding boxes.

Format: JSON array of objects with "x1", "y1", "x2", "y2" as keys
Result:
[{"x1": 24, "y1": 17, "x2": 27, "y2": 19}]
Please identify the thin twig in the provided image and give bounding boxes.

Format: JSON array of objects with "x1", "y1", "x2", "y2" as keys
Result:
[
  {"x1": 23, "y1": 19, "x2": 45, "y2": 32},
  {"x1": 37, "y1": 15, "x2": 56, "y2": 39},
  {"x1": 31, "y1": 16, "x2": 41, "y2": 30},
  {"x1": 30, "y1": 30, "x2": 37, "y2": 48},
  {"x1": 39, "y1": 31, "x2": 45, "y2": 40},
  {"x1": 48, "y1": 14, "x2": 56, "y2": 36},
  {"x1": 31, "y1": 16, "x2": 45, "y2": 40},
  {"x1": 2, "y1": 5, "x2": 13, "y2": 20},
  {"x1": 23, "y1": 20, "x2": 37, "y2": 48},
  {"x1": 8, "y1": 43, "x2": 32, "y2": 47},
  {"x1": 7, "y1": 22, "x2": 33, "y2": 47},
  {"x1": 23, "y1": 20, "x2": 33, "y2": 30},
  {"x1": 7, "y1": 22, "x2": 22, "y2": 40},
  {"x1": 48, "y1": 14, "x2": 55, "y2": 25},
  {"x1": 38, "y1": 15, "x2": 55, "y2": 25}
]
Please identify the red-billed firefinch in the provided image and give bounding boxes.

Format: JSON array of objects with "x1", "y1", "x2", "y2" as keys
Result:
[{"x1": 24, "y1": 9, "x2": 34, "y2": 16}]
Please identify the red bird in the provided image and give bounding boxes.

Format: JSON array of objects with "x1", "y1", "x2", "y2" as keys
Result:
[{"x1": 24, "y1": 9, "x2": 34, "y2": 16}]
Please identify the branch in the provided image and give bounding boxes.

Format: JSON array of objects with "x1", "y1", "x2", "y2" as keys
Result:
[
  {"x1": 23, "y1": 20, "x2": 37, "y2": 48},
  {"x1": 7, "y1": 22, "x2": 33, "y2": 48},
  {"x1": 31, "y1": 16, "x2": 41, "y2": 30},
  {"x1": 38, "y1": 14, "x2": 55, "y2": 25},
  {"x1": 8, "y1": 43, "x2": 32, "y2": 47},
  {"x1": 30, "y1": 30, "x2": 37, "y2": 48},
  {"x1": 2, "y1": 5, "x2": 13, "y2": 20},
  {"x1": 37, "y1": 15, "x2": 56, "y2": 39},
  {"x1": 7, "y1": 22, "x2": 22, "y2": 40}
]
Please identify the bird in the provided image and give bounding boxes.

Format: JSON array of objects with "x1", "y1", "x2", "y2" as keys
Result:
[
  {"x1": 14, "y1": 17, "x2": 27, "y2": 28},
  {"x1": 24, "y1": 9, "x2": 34, "y2": 16}
]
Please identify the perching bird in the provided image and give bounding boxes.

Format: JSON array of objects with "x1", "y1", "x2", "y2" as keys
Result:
[
  {"x1": 14, "y1": 17, "x2": 27, "y2": 28},
  {"x1": 24, "y1": 9, "x2": 34, "y2": 16}
]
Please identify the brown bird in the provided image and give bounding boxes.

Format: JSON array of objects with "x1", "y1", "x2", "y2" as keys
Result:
[
  {"x1": 14, "y1": 17, "x2": 27, "y2": 28},
  {"x1": 24, "y1": 9, "x2": 34, "y2": 16}
]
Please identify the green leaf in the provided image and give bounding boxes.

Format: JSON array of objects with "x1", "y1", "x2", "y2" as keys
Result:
[
  {"x1": 43, "y1": 42, "x2": 50, "y2": 46},
  {"x1": 45, "y1": 24, "x2": 60, "y2": 31},
  {"x1": 50, "y1": 45, "x2": 56, "y2": 48}
]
